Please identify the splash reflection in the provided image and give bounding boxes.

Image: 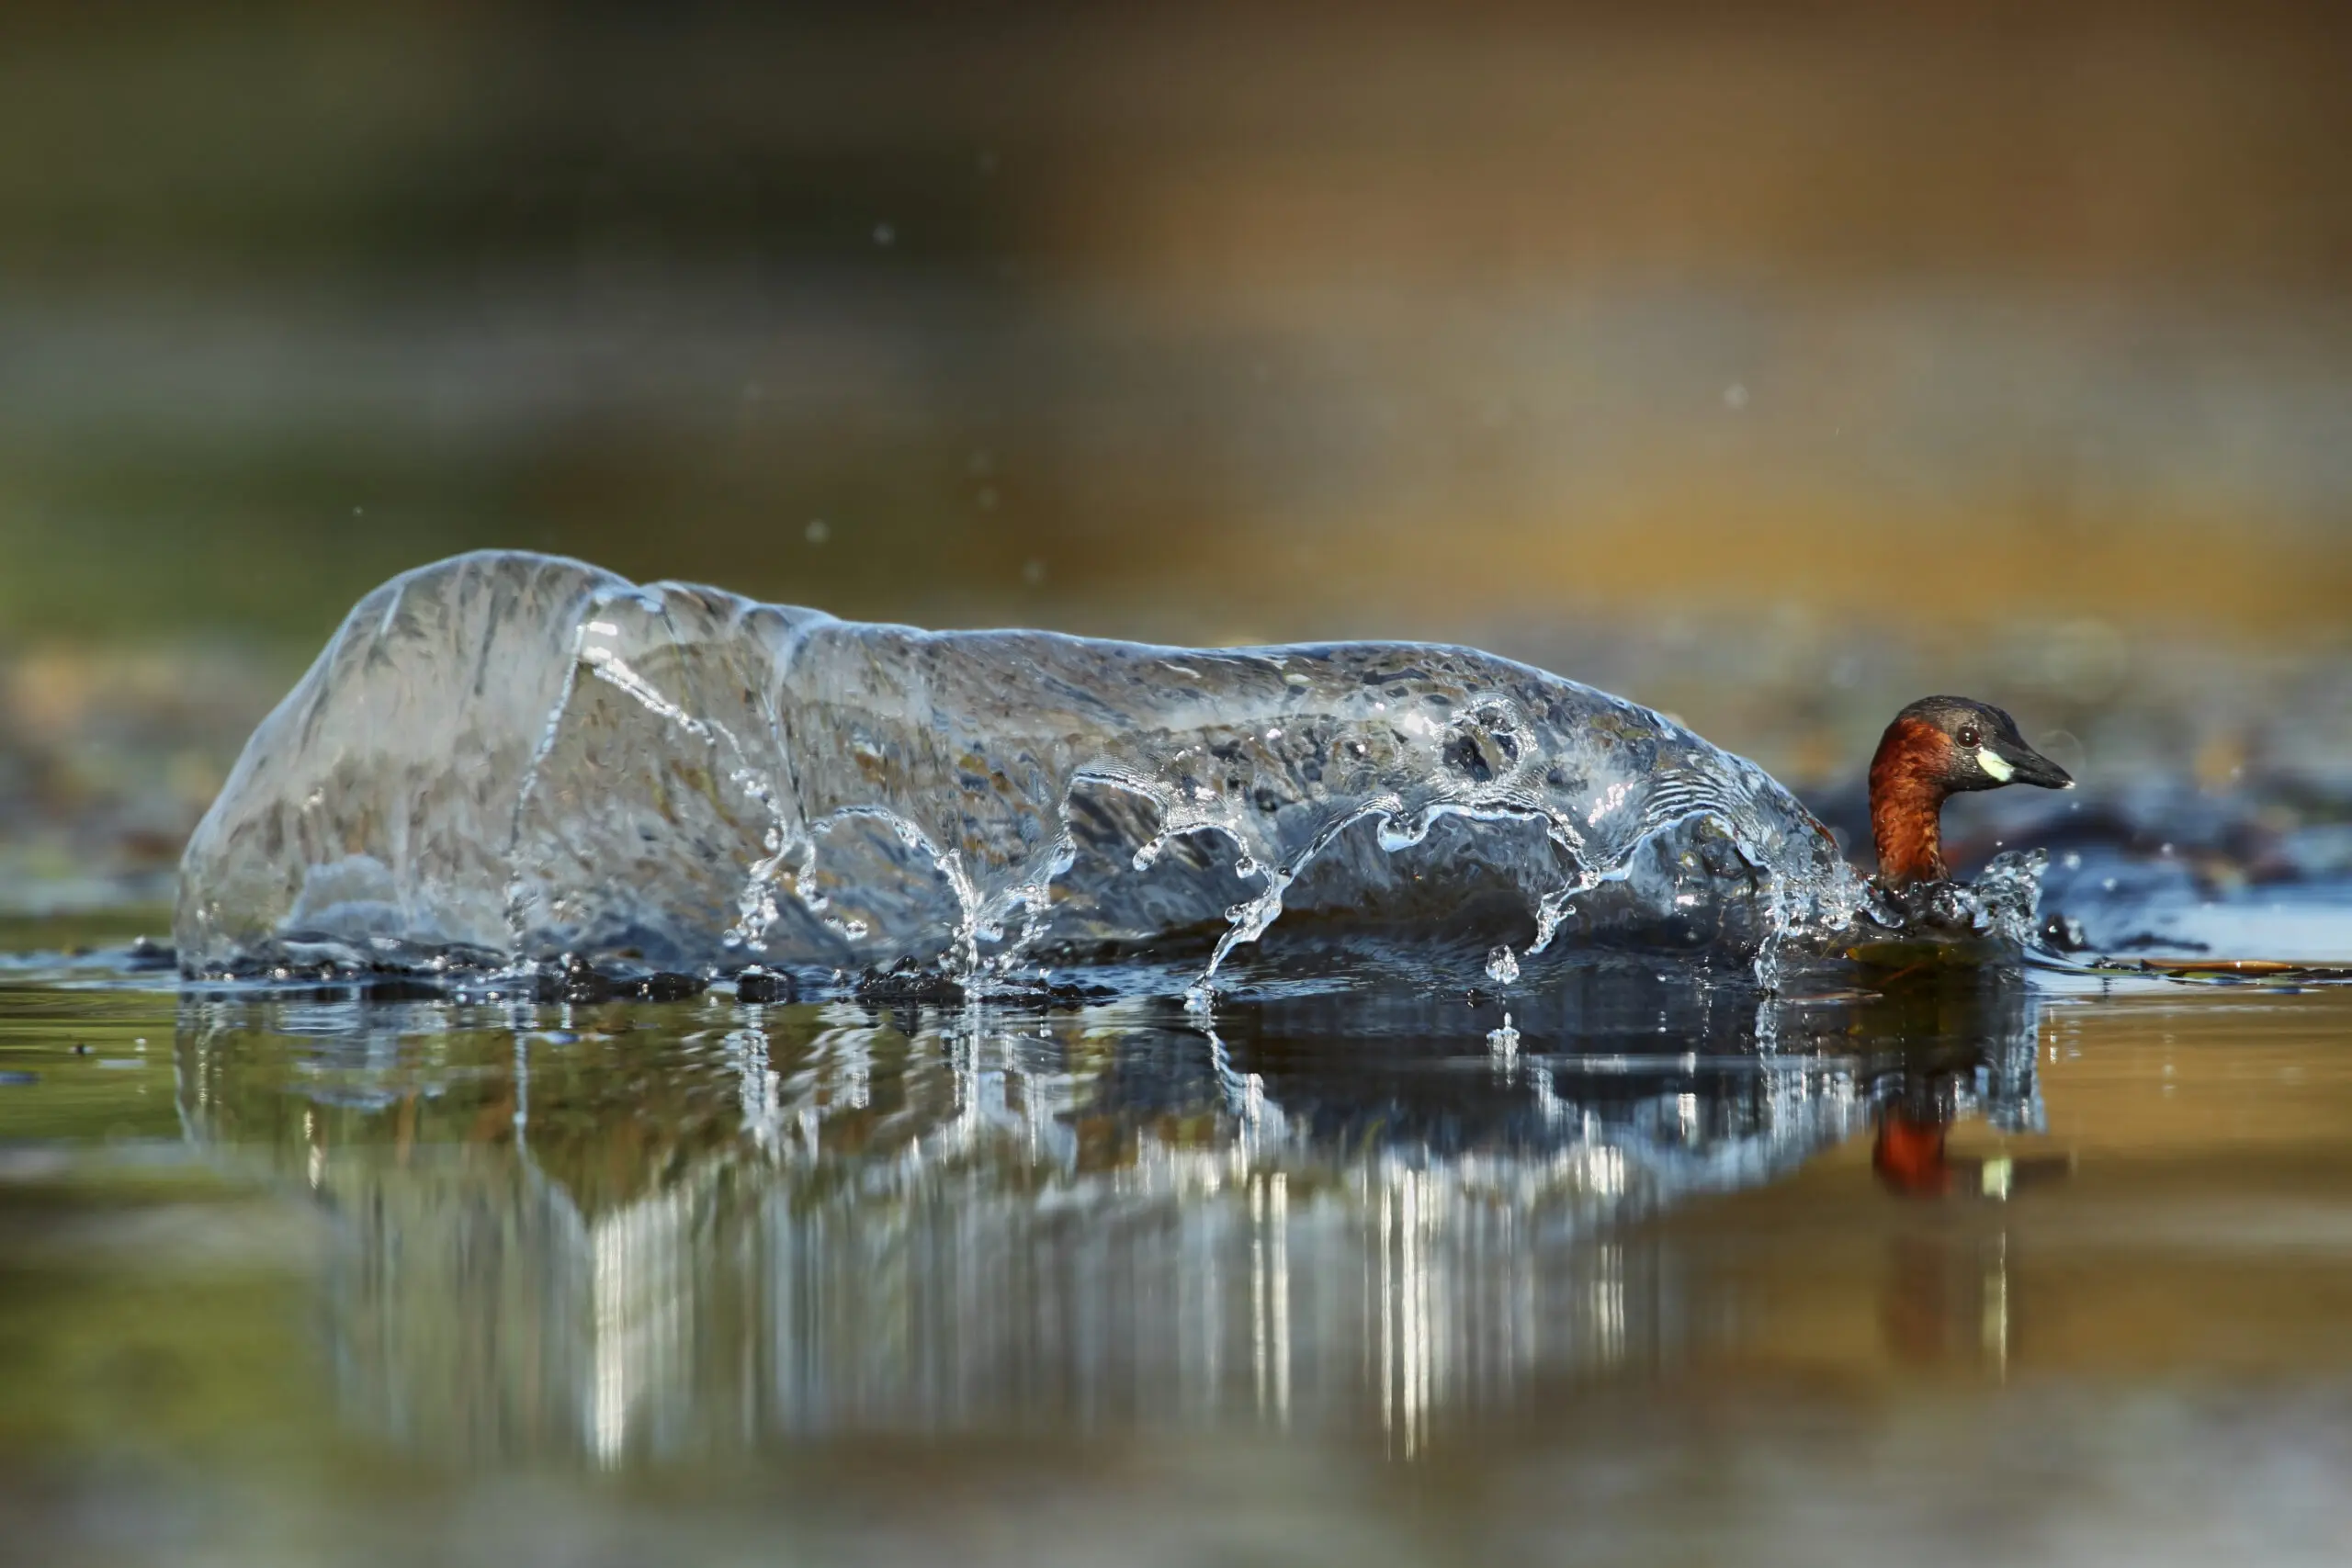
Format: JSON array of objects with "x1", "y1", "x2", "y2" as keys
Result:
[{"x1": 173, "y1": 964, "x2": 2045, "y2": 1459}]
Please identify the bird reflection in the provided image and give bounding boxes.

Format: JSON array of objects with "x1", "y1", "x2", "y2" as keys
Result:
[
  {"x1": 1874, "y1": 1110, "x2": 1958, "y2": 1197},
  {"x1": 1836, "y1": 963, "x2": 2073, "y2": 1380},
  {"x1": 1856, "y1": 964, "x2": 2071, "y2": 1201},
  {"x1": 172, "y1": 958, "x2": 2056, "y2": 1461}
]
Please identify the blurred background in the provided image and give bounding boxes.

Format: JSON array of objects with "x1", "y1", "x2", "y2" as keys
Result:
[{"x1": 3, "y1": 0, "x2": 2350, "y2": 911}]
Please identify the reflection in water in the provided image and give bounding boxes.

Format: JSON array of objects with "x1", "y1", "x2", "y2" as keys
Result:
[{"x1": 173, "y1": 964, "x2": 2047, "y2": 1461}]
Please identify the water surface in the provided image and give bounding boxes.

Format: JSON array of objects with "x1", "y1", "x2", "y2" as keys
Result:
[{"x1": 6, "y1": 937, "x2": 2352, "y2": 1565}]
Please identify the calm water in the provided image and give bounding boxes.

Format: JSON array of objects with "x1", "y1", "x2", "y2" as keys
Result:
[{"x1": 6, "y1": 926, "x2": 2352, "y2": 1565}]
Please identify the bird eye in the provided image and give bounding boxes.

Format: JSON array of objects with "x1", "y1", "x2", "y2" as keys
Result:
[{"x1": 1957, "y1": 724, "x2": 1981, "y2": 749}]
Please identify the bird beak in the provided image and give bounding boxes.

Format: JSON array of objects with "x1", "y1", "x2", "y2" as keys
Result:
[{"x1": 1981, "y1": 738, "x2": 2073, "y2": 790}]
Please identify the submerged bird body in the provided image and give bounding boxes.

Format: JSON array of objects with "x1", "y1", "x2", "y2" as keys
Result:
[{"x1": 1867, "y1": 696, "x2": 2074, "y2": 886}]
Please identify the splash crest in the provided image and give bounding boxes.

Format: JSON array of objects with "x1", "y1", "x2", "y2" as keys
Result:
[{"x1": 175, "y1": 552, "x2": 1869, "y2": 989}]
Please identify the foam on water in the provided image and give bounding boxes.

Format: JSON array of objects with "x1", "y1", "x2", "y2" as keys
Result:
[{"x1": 175, "y1": 551, "x2": 1874, "y2": 989}]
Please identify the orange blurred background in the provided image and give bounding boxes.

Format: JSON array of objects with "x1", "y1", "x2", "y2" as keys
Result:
[
  {"x1": 1, "y1": 2, "x2": 2346, "y2": 639},
  {"x1": 2, "y1": 2, "x2": 2349, "y2": 902}
]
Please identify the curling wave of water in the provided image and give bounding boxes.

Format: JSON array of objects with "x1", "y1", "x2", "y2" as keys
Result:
[{"x1": 175, "y1": 551, "x2": 1875, "y2": 992}]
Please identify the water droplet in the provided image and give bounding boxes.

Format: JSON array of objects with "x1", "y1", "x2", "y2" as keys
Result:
[
  {"x1": 805, "y1": 520, "x2": 831, "y2": 546},
  {"x1": 1485, "y1": 945, "x2": 1520, "y2": 985},
  {"x1": 1487, "y1": 1013, "x2": 1520, "y2": 1069}
]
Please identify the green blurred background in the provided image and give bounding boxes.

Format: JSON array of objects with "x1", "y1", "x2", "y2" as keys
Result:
[{"x1": 3, "y1": 0, "x2": 2349, "y2": 906}]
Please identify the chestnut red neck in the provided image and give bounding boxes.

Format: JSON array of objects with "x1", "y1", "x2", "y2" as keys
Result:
[
  {"x1": 1870, "y1": 716, "x2": 1951, "y2": 885},
  {"x1": 1872, "y1": 1111, "x2": 1953, "y2": 1197}
]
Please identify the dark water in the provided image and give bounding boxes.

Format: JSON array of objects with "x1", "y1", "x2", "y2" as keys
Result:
[{"x1": 6, "y1": 930, "x2": 2352, "y2": 1565}]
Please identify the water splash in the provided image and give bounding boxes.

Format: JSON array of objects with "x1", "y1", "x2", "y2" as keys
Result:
[
  {"x1": 1859, "y1": 849, "x2": 2052, "y2": 952},
  {"x1": 175, "y1": 551, "x2": 1869, "y2": 987}
]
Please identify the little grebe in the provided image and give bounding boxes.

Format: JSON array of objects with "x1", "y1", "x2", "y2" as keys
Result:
[{"x1": 1869, "y1": 696, "x2": 2073, "y2": 886}]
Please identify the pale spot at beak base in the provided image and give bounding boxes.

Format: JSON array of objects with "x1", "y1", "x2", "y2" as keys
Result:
[{"x1": 1976, "y1": 748, "x2": 2015, "y2": 783}]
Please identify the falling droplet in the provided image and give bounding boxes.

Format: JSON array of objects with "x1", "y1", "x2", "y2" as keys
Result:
[
  {"x1": 1486, "y1": 945, "x2": 1520, "y2": 985},
  {"x1": 1487, "y1": 1012, "x2": 1520, "y2": 1071}
]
